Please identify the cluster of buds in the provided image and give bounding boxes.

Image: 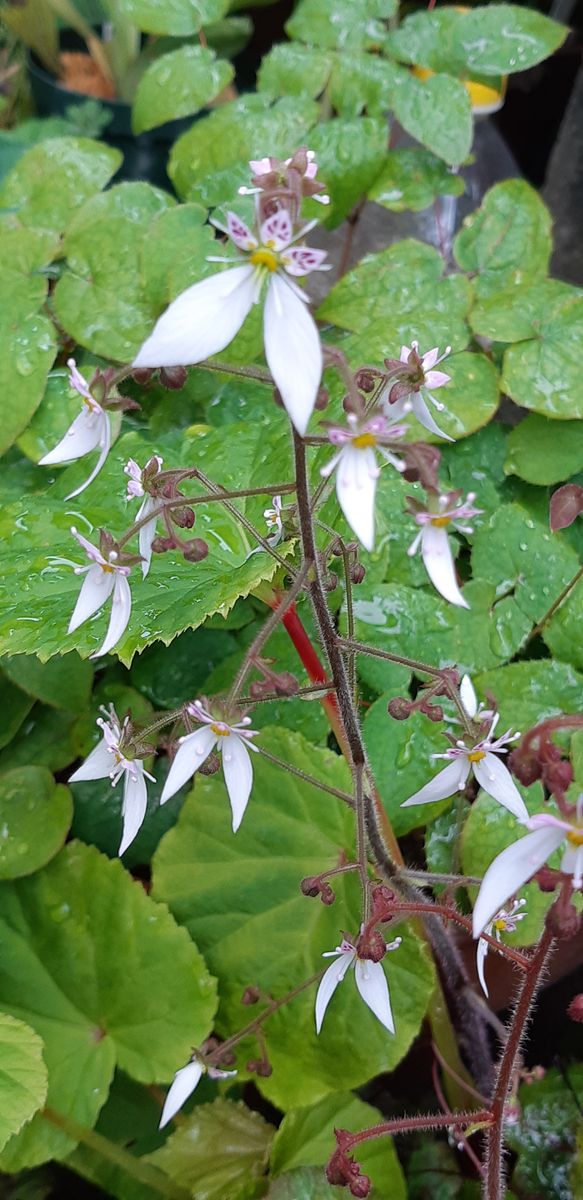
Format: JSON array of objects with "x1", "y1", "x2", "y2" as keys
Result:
[
  {"x1": 240, "y1": 147, "x2": 330, "y2": 223},
  {"x1": 125, "y1": 457, "x2": 208, "y2": 570},
  {"x1": 510, "y1": 737, "x2": 574, "y2": 798},
  {"x1": 326, "y1": 1131, "x2": 371, "y2": 1197},
  {"x1": 131, "y1": 365, "x2": 188, "y2": 390}
]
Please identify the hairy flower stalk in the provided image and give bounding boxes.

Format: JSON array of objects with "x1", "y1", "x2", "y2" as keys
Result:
[
  {"x1": 39, "y1": 359, "x2": 111, "y2": 499},
  {"x1": 69, "y1": 706, "x2": 154, "y2": 855},
  {"x1": 321, "y1": 413, "x2": 408, "y2": 551},
  {"x1": 133, "y1": 194, "x2": 329, "y2": 434},
  {"x1": 407, "y1": 491, "x2": 483, "y2": 608},
  {"x1": 161, "y1": 699, "x2": 259, "y2": 829}
]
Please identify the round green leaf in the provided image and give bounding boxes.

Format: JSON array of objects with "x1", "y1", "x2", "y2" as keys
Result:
[
  {"x1": 286, "y1": 0, "x2": 396, "y2": 51},
  {"x1": 544, "y1": 577, "x2": 583, "y2": 671},
  {"x1": 450, "y1": 5, "x2": 567, "y2": 75},
  {"x1": 0, "y1": 674, "x2": 34, "y2": 751},
  {"x1": 0, "y1": 138, "x2": 122, "y2": 236},
  {"x1": 0, "y1": 302, "x2": 56, "y2": 456},
  {"x1": 1, "y1": 653, "x2": 93, "y2": 712},
  {"x1": 303, "y1": 118, "x2": 388, "y2": 227},
  {"x1": 0, "y1": 1014, "x2": 48, "y2": 1152},
  {"x1": 148, "y1": 1098, "x2": 274, "y2": 1199},
  {"x1": 474, "y1": 659, "x2": 583, "y2": 735},
  {"x1": 392, "y1": 72, "x2": 472, "y2": 167},
  {"x1": 501, "y1": 296, "x2": 583, "y2": 419},
  {"x1": 132, "y1": 46, "x2": 234, "y2": 134},
  {"x1": 118, "y1": 0, "x2": 228, "y2": 36},
  {"x1": 328, "y1": 55, "x2": 404, "y2": 119},
  {"x1": 454, "y1": 179, "x2": 551, "y2": 299},
  {"x1": 505, "y1": 414, "x2": 583, "y2": 485},
  {"x1": 0, "y1": 767, "x2": 73, "y2": 880},
  {"x1": 152, "y1": 727, "x2": 435, "y2": 1109},
  {"x1": 0, "y1": 706, "x2": 90, "y2": 775},
  {"x1": 258, "y1": 44, "x2": 332, "y2": 101},
  {"x1": 469, "y1": 278, "x2": 581, "y2": 343},
  {"x1": 0, "y1": 841, "x2": 217, "y2": 1169},
  {"x1": 369, "y1": 148, "x2": 465, "y2": 212}
]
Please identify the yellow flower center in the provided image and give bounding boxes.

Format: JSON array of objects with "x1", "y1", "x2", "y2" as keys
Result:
[
  {"x1": 352, "y1": 432, "x2": 377, "y2": 449},
  {"x1": 467, "y1": 749, "x2": 486, "y2": 763},
  {"x1": 567, "y1": 828, "x2": 583, "y2": 847},
  {"x1": 430, "y1": 515, "x2": 452, "y2": 527},
  {"x1": 249, "y1": 248, "x2": 278, "y2": 272},
  {"x1": 211, "y1": 722, "x2": 230, "y2": 737},
  {"x1": 493, "y1": 917, "x2": 507, "y2": 932},
  {"x1": 101, "y1": 563, "x2": 115, "y2": 574}
]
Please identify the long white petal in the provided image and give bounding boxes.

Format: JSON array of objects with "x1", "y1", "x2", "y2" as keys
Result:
[
  {"x1": 221, "y1": 733, "x2": 253, "y2": 832},
  {"x1": 119, "y1": 766, "x2": 148, "y2": 856},
  {"x1": 92, "y1": 572, "x2": 132, "y2": 659},
  {"x1": 160, "y1": 726, "x2": 217, "y2": 804},
  {"x1": 473, "y1": 754, "x2": 529, "y2": 824},
  {"x1": 159, "y1": 1062, "x2": 204, "y2": 1129},
  {"x1": 137, "y1": 496, "x2": 158, "y2": 578},
  {"x1": 354, "y1": 958, "x2": 394, "y2": 1033},
  {"x1": 133, "y1": 266, "x2": 256, "y2": 368},
  {"x1": 69, "y1": 737, "x2": 112, "y2": 782},
  {"x1": 412, "y1": 393, "x2": 453, "y2": 441},
  {"x1": 401, "y1": 757, "x2": 469, "y2": 808},
  {"x1": 315, "y1": 950, "x2": 355, "y2": 1034},
  {"x1": 460, "y1": 674, "x2": 478, "y2": 719},
  {"x1": 561, "y1": 842, "x2": 583, "y2": 887},
  {"x1": 65, "y1": 414, "x2": 111, "y2": 501},
  {"x1": 335, "y1": 446, "x2": 377, "y2": 552},
  {"x1": 472, "y1": 826, "x2": 566, "y2": 937},
  {"x1": 263, "y1": 273, "x2": 321, "y2": 435},
  {"x1": 68, "y1": 565, "x2": 115, "y2": 634},
  {"x1": 39, "y1": 409, "x2": 102, "y2": 465},
  {"x1": 476, "y1": 937, "x2": 489, "y2": 998},
  {"x1": 421, "y1": 524, "x2": 469, "y2": 609}
]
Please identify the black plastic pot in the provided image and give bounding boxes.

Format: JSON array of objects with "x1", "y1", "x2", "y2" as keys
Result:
[{"x1": 28, "y1": 47, "x2": 196, "y2": 189}]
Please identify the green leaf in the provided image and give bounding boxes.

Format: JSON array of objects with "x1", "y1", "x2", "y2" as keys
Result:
[
  {"x1": 392, "y1": 72, "x2": 472, "y2": 167},
  {"x1": 148, "y1": 1098, "x2": 274, "y2": 1200},
  {"x1": 286, "y1": 0, "x2": 397, "y2": 52},
  {"x1": 0, "y1": 423, "x2": 291, "y2": 664},
  {"x1": 1, "y1": 653, "x2": 93, "y2": 712},
  {"x1": 0, "y1": 1014, "x2": 48, "y2": 1153},
  {"x1": 0, "y1": 706, "x2": 90, "y2": 775},
  {"x1": 369, "y1": 148, "x2": 465, "y2": 212},
  {"x1": 0, "y1": 138, "x2": 122, "y2": 237},
  {"x1": 540, "y1": 576, "x2": 583, "y2": 673},
  {"x1": 130, "y1": 627, "x2": 239, "y2": 710},
  {"x1": 505, "y1": 414, "x2": 583, "y2": 486},
  {"x1": 132, "y1": 46, "x2": 234, "y2": 134},
  {"x1": 453, "y1": 180, "x2": 552, "y2": 299},
  {"x1": 363, "y1": 699, "x2": 452, "y2": 834},
  {"x1": 258, "y1": 44, "x2": 332, "y2": 101},
  {"x1": 267, "y1": 1169, "x2": 339, "y2": 1199},
  {"x1": 474, "y1": 659, "x2": 583, "y2": 738},
  {"x1": 169, "y1": 96, "x2": 319, "y2": 207},
  {"x1": 152, "y1": 727, "x2": 435, "y2": 1109},
  {"x1": 328, "y1": 55, "x2": 405, "y2": 119},
  {"x1": 0, "y1": 767, "x2": 73, "y2": 881},
  {"x1": 469, "y1": 278, "x2": 581, "y2": 343},
  {"x1": 507, "y1": 1066, "x2": 583, "y2": 1200},
  {"x1": 407, "y1": 1139, "x2": 464, "y2": 1200},
  {"x1": 0, "y1": 841, "x2": 217, "y2": 1169},
  {"x1": 0, "y1": 674, "x2": 34, "y2": 750},
  {"x1": 118, "y1": 0, "x2": 228, "y2": 36},
  {"x1": 449, "y1": 5, "x2": 567, "y2": 76},
  {"x1": 270, "y1": 1092, "x2": 406, "y2": 1199},
  {"x1": 305, "y1": 118, "x2": 388, "y2": 225},
  {"x1": 501, "y1": 295, "x2": 583, "y2": 419}
]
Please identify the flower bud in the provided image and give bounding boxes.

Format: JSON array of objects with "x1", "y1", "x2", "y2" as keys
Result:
[
  {"x1": 536, "y1": 866, "x2": 559, "y2": 892},
  {"x1": 247, "y1": 1058, "x2": 272, "y2": 1077},
  {"x1": 548, "y1": 898, "x2": 581, "y2": 939},
  {"x1": 419, "y1": 701, "x2": 444, "y2": 723},
  {"x1": 320, "y1": 883, "x2": 335, "y2": 905},
  {"x1": 567, "y1": 994, "x2": 583, "y2": 1022},
  {"x1": 171, "y1": 506, "x2": 196, "y2": 529},
  {"x1": 356, "y1": 927, "x2": 386, "y2": 963},
  {"x1": 183, "y1": 538, "x2": 209, "y2": 563},
  {"x1": 315, "y1": 385, "x2": 329, "y2": 411},
  {"x1": 508, "y1": 749, "x2": 541, "y2": 787},
  {"x1": 241, "y1": 986, "x2": 261, "y2": 1006},
  {"x1": 199, "y1": 751, "x2": 220, "y2": 776},
  {"x1": 542, "y1": 759, "x2": 574, "y2": 794},
  {"x1": 354, "y1": 369, "x2": 377, "y2": 393},
  {"x1": 350, "y1": 563, "x2": 366, "y2": 585},
  {"x1": 160, "y1": 365, "x2": 187, "y2": 390},
  {"x1": 300, "y1": 876, "x2": 321, "y2": 898},
  {"x1": 388, "y1": 697, "x2": 412, "y2": 720},
  {"x1": 132, "y1": 367, "x2": 154, "y2": 386},
  {"x1": 350, "y1": 1176, "x2": 371, "y2": 1198},
  {"x1": 324, "y1": 571, "x2": 338, "y2": 592},
  {"x1": 151, "y1": 535, "x2": 175, "y2": 554}
]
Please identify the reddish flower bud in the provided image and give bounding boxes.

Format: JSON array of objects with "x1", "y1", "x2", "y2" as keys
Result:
[
  {"x1": 241, "y1": 986, "x2": 261, "y2": 1006},
  {"x1": 350, "y1": 563, "x2": 366, "y2": 584},
  {"x1": 183, "y1": 538, "x2": 209, "y2": 563},
  {"x1": 419, "y1": 700, "x2": 444, "y2": 723},
  {"x1": 535, "y1": 866, "x2": 560, "y2": 892},
  {"x1": 357, "y1": 927, "x2": 386, "y2": 963},
  {"x1": 247, "y1": 1058, "x2": 272, "y2": 1077},
  {"x1": 567, "y1": 994, "x2": 583, "y2": 1022},
  {"x1": 151, "y1": 535, "x2": 175, "y2": 554},
  {"x1": 350, "y1": 1176, "x2": 371, "y2": 1198},
  {"x1": 354, "y1": 369, "x2": 377, "y2": 393},
  {"x1": 160, "y1": 365, "x2": 188, "y2": 390},
  {"x1": 388, "y1": 697, "x2": 412, "y2": 720},
  {"x1": 508, "y1": 749, "x2": 542, "y2": 787},
  {"x1": 324, "y1": 572, "x2": 339, "y2": 592},
  {"x1": 548, "y1": 898, "x2": 581, "y2": 939},
  {"x1": 300, "y1": 876, "x2": 321, "y2": 898},
  {"x1": 542, "y1": 759, "x2": 574, "y2": 794},
  {"x1": 132, "y1": 367, "x2": 155, "y2": 385},
  {"x1": 320, "y1": 883, "x2": 336, "y2": 906},
  {"x1": 315, "y1": 385, "x2": 329, "y2": 411},
  {"x1": 171, "y1": 506, "x2": 196, "y2": 529}
]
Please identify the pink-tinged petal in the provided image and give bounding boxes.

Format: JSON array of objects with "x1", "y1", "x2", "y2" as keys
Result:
[
  {"x1": 263, "y1": 274, "x2": 322, "y2": 435},
  {"x1": 133, "y1": 266, "x2": 256, "y2": 368},
  {"x1": 39, "y1": 409, "x2": 103, "y2": 465},
  {"x1": 460, "y1": 674, "x2": 478, "y2": 719},
  {"x1": 411, "y1": 394, "x2": 453, "y2": 441},
  {"x1": 160, "y1": 726, "x2": 217, "y2": 804},
  {"x1": 92, "y1": 572, "x2": 132, "y2": 659},
  {"x1": 476, "y1": 937, "x2": 489, "y2": 997},
  {"x1": 400, "y1": 345, "x2": 411, "y2": 362},
  {"x1": 424, "y1": 369, "x2": 451, "y2": 389},
  {"x1": 136, "y1": 496, "x2": 158, "y2": 578},
  {"x1": 260, "y1": 209, "x2": 293, "y2": 251},
  {"x1": 72, "y1": 529, "x2": 106, "y2": 565},
  {"x1": 473, "y1": 753, "x2": 529, "y2": 824},
  {"x1": 421, "y1": 524, "x2": 469, "y2": 609},
  {"x1": 315, "y1": 949, "x2": 355, "y2": 1033},
  {"x1": 354, "y1": 958, "x2": 394, "y2": 1033},
  {"x1": 421, "y1": 347, "x2": 440, "y2": 370},
  {"x1": 250, "y1": 157, "x2": 271, "y2": 175},
  {"x1": 119, "y1": 766, "x2": 148, "y2": 856},
  {"x1": 401, "y1": 757, "x2": 470, "y2": 808},
  {"x1": 68, "y1": 565, "x2": 115, "y2": 634},
  {"x1": 65, "y1": 413, "x2": 111, "y2": 500},
  {"x1": 284, "y1": 247, "x2": 329, "y2": 277},
  {"x1": 528, "y1": 812, "x2": 573, "y2": 833},
  {"x1": 472, "y1": 826, "x2": 567, "y2": 937},
  {"x1": 69, "y1": 737, "x2": 112, "y2": 782},
  {"x1": 221, "y1": 732, "x2": 253, "y2": 832},
  {"x1": 335, "y1": 446, "x2": 377, "y2": 552},
  {"x1": 226, "y1": 211, "x2": 257, "y2": 251},
  {"x1": 159, "y1": 1062, "x2": 204, "y2": 1128}
]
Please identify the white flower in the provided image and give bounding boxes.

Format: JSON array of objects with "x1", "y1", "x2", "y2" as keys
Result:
[
  {"x1": 401, "y1": 713, "x2": 528, "y2": 823},
  {"x1": 382, "y1": 342, "x2": 453, "y2": 440},
  {"x1": 39, "y1": 359, "x2": 111, "y2": 499},
  {"x1": 243, "y1": 150, "x2": 330, "y2": 204},
  {"x1": 133, "y1": 207, "x2": 329, "y2": 435},
  {"x1": 264, "y1": 495, "x2": 284, "y2": 547},
  {"x1": 459, "y1": 674, "x2": 494, "y2": 724},
  {"x1": 159, "y1": 1059, "x2": 237, "y2": 1128},
  {"x1": 124, "y1": 456, "x2": 163, "y2": 577},
  {"x1": 407, "y1": 491, "x2": 482, "y2": 609},
  {"x1": 320, "y1": 413, "x2": 408, "y2": 552},
  {"x1": 69, "y1": 706, "x2": 154, "y2": 855},
  {"x1": 473, "y1": 796, "x2": 583, "y2": 937},
  {"x1": 160, "y1": 700, "x2": 259, "y2": 830},
  {"x1": 315, "y1": 934, "x2": 401, "y2": 1034},
  {"x1": 476, "y1": 898, "x2": 527, "y2": 997},
  {"x1": 49, "y1": 528, "x2": 132, "y2": 659}
]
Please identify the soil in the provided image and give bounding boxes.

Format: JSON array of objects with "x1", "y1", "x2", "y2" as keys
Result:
[{"x1": 58, "y1": 51, "x2": 115, "y2": 100}]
